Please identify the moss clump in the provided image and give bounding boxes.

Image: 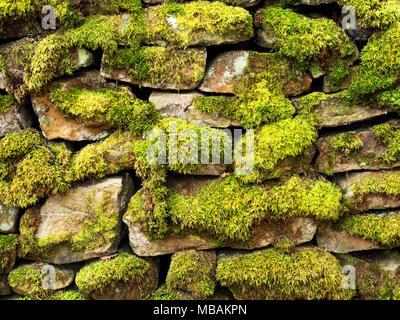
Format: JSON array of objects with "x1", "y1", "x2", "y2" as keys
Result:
[
  {"x1": 166, "y1": 250, "x2": 216, "y2": 299},
  {"x1": 50, "y1": 86, "x2": 158, "y2": 134},
  {"x1": 261, "y1": 6, "x2": 356, "y2": 62},
  {"x1": 235, "y1": 115, "x2": 318, "y2": 183},
  {"x1": 146, "y1": 1, "x2": 253, "y2": 47},
  {"x1": 148, "y1": 284, "x2": 180, "y2": 300},
  {"x1": 0, "y1": 234, "x2": 18, "y2": 273},
  {"x1": 373, "y1": 123, "x2": 400, "y2": 162},
  {"x1": 326, "y1": 60, "x2": 351, "y2": 92},
  {"x1": 338, "y1": 0, "x2": 400, "y2": 30},
  {"x1": 296, "y1": 92, "x2": 328, "y2": 125},
  {"x1": 75, "y1": 253, "x2": 151, "y2": 297},
  {"x1": 331, "y1": 132, "x2": 364, "y2": 156},
  {"x1": 216, "y1": 247, "x2": 354, "y2": 300},
  {"x1": 127, "y1": 175, "x2": 343, "y2": 242},
  {"x1": 20, "y1": 290, "x2": 86, "y2": 300},
  {"x1": 338, "y1": 212, "x2": 400, "y2": 247},
  {"x1": 0, "y1": 130, "x2": 72, "y2": 208},
  {"x1": 0, "y1": 93, "x2": 15, "y2": 113},
  {"x1": 344, "y1": 22, "x2": 400, "y2": 100},
  {"x1": 380, "y1": 85, "x2": 400, "y2": 110},
  {"x1": 8, "y1": 264, "x2": 44, "y2": 296}
]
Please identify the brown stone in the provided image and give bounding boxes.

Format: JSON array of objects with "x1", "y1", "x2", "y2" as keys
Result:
[{"x1": 0, "y1": 99, "x2": 32, "y2": 137}]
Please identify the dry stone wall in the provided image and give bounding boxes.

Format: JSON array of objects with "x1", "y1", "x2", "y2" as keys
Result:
[{"x1": 1, "y1": 0, "x2": 400, "y2": 300}]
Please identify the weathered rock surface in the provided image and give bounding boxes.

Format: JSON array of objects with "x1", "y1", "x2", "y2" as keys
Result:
[
  {"x1": 317, "y1": 225, "x2": 380, "y2": 253},
  {"x1": 351, "y1": 250, "x2": 400, "y2": 275},
  {"x1": 19, "y1": 175, "x2": 135, "y2": 264},
  {"x1": 8, "y1": 262, "x2": 74, "y2": 295},
  {"x1": 315, "y1": 128, "x2": 400, "y2": 174},
  {"x1": 0, "y1": 235, "x2": 17, "y2": 274},
  {"x1": 0, "y1": 98, "x2": 32, "y2": 137},
  {"x1": 0, "y1": 20, "x2": 42, "y2": 40},
  {"x1": 149, "y1": 91, "x2": 241, "y2": 128},
  {"x1": 0, "y1": 205, "x2": 19, "y2": 234},
  {"x1": 335, "y1": 170, "x2": 400, "y2": 211},
  {"x1": 0, "y1": 274, "x2": 10, "y2": 296},
  {"x1": 31, "y1": 70, "x2": 119, "y2": 141},
  {"x1": 101, "y1": 47, "x2": 207, "y2": 90},
  {"x1": 199, "y1": 50, "x2": 312, "y2": 95}
]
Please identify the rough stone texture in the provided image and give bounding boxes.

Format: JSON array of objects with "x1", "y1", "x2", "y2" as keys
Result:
[
  {"x1": 199, "y1": 50, "x2": 312, "y2": 95},
  {"x1": 315, "y1": 128, "x2": 400, "y2": 174},
  {"x1": 19, "y1": 174, "x2": 135, "y2": 264},
  {"x1": 323, "y1": 67, "x2": 355, "y2": 93},
  {"x1": 149, "y1": 91, "x2": 241, "y2": 128},
  {"x1": 101, "y1": 47, "x2": 207, "y2": 90},
  {"x1": 335, "y1": 170, "x2": 400, "y2": 211},
  {"x1": 0, "y1": 99, "x2": 33, "y2": 137},
  {"x1": 9, "y1": 262, "x2": 74, "y2": 295},
  {"x1": 0, "y1": 20, "x2": 42, "y2": 40},
  {"x1": 0, "y1": 274, "x2": 11, "y2": 296},
  {"x1": 0, "y1": 205, "x2": 20, "y2": 234},
  {"x1": 31, "y1": 70, "x2": 121, "y2": 141},
  {"x1": 352, "y1": 250, "x2": 400, "y2": 275},
  {"x1": 0, "y1": 241, "x2": 17, "y2": 274},
  {"x1": 317, "y1": 225, "x2": 380, "y2": 253},
  {"x1": 293, "y1": 93, "x2": 390, "y2": 128}
]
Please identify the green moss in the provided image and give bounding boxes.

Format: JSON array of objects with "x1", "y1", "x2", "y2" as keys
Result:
[
  {"x1": 50, "y1": 86, "x2": 158, "y2": 134},
  {"x1": 331, "y1": 132, "x2": 364, "y2": 156},
  {"x1": 344, "y1": 22, "x2": 400, "y2": 100},
  {"x1": 166, "y1": 250, "x2": 216, "y2": 299},
  {"x1": 235, "y1": 115, "x2": 318, "y2": 183},
  {"x1": 216, "y1": 247, "x2": 354, "y2": 300},
  {"x1": 126, "y1": 175, "x2": 344, "y2": 242},
  {"x1": 380, "y1": 85, "x2": 400, "y2": 110},
  {"x1": 20, "y1": 290, "x2": 86, "y2": 300},
  {"x1": 75, "y1": 253, "x2": 151, "y2": 297},
  {"x1": 296, "y1": 91, "x2": 328, "y2": 123},
  {"x1": 338, "y1": 212, "x2": 400, "y2": 247},
  {"x1": 8, "y1": 265, "x2": 43, "y2": 295},
  {"x1": 261, "y1": 6, "x2": 356, "y2": 62},
  {"x1": 373, "y1": 123, "x2": 400, "y2": 162},
  {"x1": 148, "y1": 284, "x2": 180, "y2": 300},
  {"x1": 146, "y1": 1, "x2": 253, "y2": 47},
  {"x1": 338, "y1": 0, "x2": 400, "y2": 29},
  {"x1": 326, "y1": 60, "x2": 351, "y2": 92},
  {"x1": 0, "y1": 93, "x2": 15, "y2": 113},
  {"x1": 0, "y1": 234, "x2": 18, "y2": 273}
]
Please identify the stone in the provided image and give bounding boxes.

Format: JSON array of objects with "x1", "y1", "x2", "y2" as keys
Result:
[
  {"x1": 8, "y1": 262, "x2": 74, "y2": 296},
  {"x1": 0, "y1": 205, "x2": 20, "y2": 234},
  {"x1": 199, "y1": 50, "x2": 311, "y2": 95},
  {"x1": 101, "y1": 47, "x2": 207, "y2": 90},
  {"x1": 18, "y1": 174, "x2": 135, "y2": 264},
  {"x1": 0, "y1": 274, "x2": 10, "y2": 296},
  {"x1": 315, "y1": 127, "x2": 400, "y2": 174},
  {"x1": 0, "y1": 234, "x2": 18, "y2": 274},
  {"x1": 0, "y1": 98, "x2": 33, "y2": 137},
  {"x1": 31, "y1": 70, "x2": 120, "y2": 141},
  {"x1": 149, "y1": 91, "x2": 242, "y2": 128},
  {"x1": 323, "y1": 67, "x2": 355, "y2": 93},
  {"x1": 293, "y1": 92, "x2": 390, "y2": 128},
  {"x1": 75, "y1": 253, "x2": 159, "y2": 300},
  {"x1": 0, "y1": 20, "x2": 42, "y2": 40},
  {"x1": 316, "y1": 225, "x2": 380, "y2": 253},
  {"x1": 335, "y1": 170, "x2": 400, "y2": 211},
  {"x1": 144, "y1": 3, "x2": 253, "y2": 47},
  {"x1": 351, "y1": 250, "x2": 400, "y2": 276},
  {"x1": 344, "y1": 19, "x2": 373, "y2": 41}
]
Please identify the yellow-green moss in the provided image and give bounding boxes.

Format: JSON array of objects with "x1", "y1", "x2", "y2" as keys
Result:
[
  {"x1": 0, "y1": 234, "x2": 18, "y2": 273},
  {"x1": 166, "y1": 250, "x2": 216, "y2": 299},
  {"x1": 146, "y1": 1, "x2": 253, "y2": 47},
  {"x1": 148, "y1": 284, "x2": 180, "y2": 300},
  {"x1": 338, "y1": 0, "x2": 400, "y2": 30},
  {"x1": 75, "y1": 253, "x2": 151, "y2": 297},
  {"x1": 20, "y1": 290, "x2": 86, "y2": 300},
  {"x1": 0, "y1": 93, "x2": 15, "y2": 113},
  {"x1": 380, "y1": 85, "x2": 400, "y2": 110},
  {"x1": 235, "y1": 115, "x2": 318, "y2": 183},
  {"x1": 326, "y1": 59, "x2": 351, "y2": 92},
  {"x1": 126, "y1": 175, "x2": 344, "y2": 242},
  {"x1": 261, "y1": 6, "x2": 356, "y2": 62},
  {"x1": 331, "y1": 132, "x2": 364, "y2": 156},
  {"x1": 338, "y1": 212, "x2": 400, "y2": 247},
  {"x1": 216, "y1": 247, "x2": 354, "y2": 300},
  {"x1": 373, "y1": 123, "x2": 400, "y2": 162},
  {"x1": 8, "y1": 265, "x2": 43, "y2": 296}
]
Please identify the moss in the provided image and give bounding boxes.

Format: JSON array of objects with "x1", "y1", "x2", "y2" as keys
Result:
[
  {"x1": 103, "y1": 46, "x2": 206, "y2": 87},
  {"x1": 326, "y1": 59, "x2": 351, "y2": 92},
  {"x1": 235, "y1": 115, "x2": 318, "y2": 183},
  {"x1": 338, "y1": 0, "x2": 400, "y2": 30},
  {"x1": 126, "y1": 175, "x2": 344, "y2": 242},
  {"x1": 0, "y1": 93, "x2": 15, "y2": 113},
  {"x1": 338, "y1": 212, "x2": 400, "y2": 247},
  {"x1": 0, "y1": 234, "x2": 18, "y2": 273},
  {"x1": 261, "y1": 6, "x2": 356, "y2": 62},
  {"x1": 216, "y1": 247, "x2": 354, "y2": 300},
  {"x1": 75, "y1": 253, "x2": 151, "y2": 297},
  {"x1": 331, "y1": 132, "x2": 364, "y2": 156},
  {"x1": 50, "y1": 86, "x2": 158, "y2": 134},
  {"x1": 166, "y1": 250, "x2": 216, "y2": 299},
  {"x1": 8, "y1": 264, "x2": 44, "y2": 296},
  {"x1": 296, "y1": 91, "x2": 328, "y2": 123},
  {"x1": 146, "y1": 1, "x2": 253, "y2": 47},
  {"x1": 380, "y1": 85, "x2": 400, "y2": 110},
  {"x1": 148, "y1": 284, "x2": 180, "y2": 300},
  {"x1": 344, "y1": 22, "x2": 400, "y2": 100},
  {"x1": 20, "y1": 290, "x2": 86, "y2": 300},
  {"x1": 19, "y1": 190, "x2": 122, "y2": 258},
  {"x1": 373, "y1": 123, "x2": 400, "y2": 162}
]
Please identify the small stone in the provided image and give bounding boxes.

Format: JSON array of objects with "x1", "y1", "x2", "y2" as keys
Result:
[
  {"x1": 0, "y1": 205, "x2": 20, "y2": 234},
  {"x1": 0, "y1": 274, "x2": 11, "y2": 296},
  {"x1": 0, "y1": 98, "x2": 33, "y2": 137}
]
